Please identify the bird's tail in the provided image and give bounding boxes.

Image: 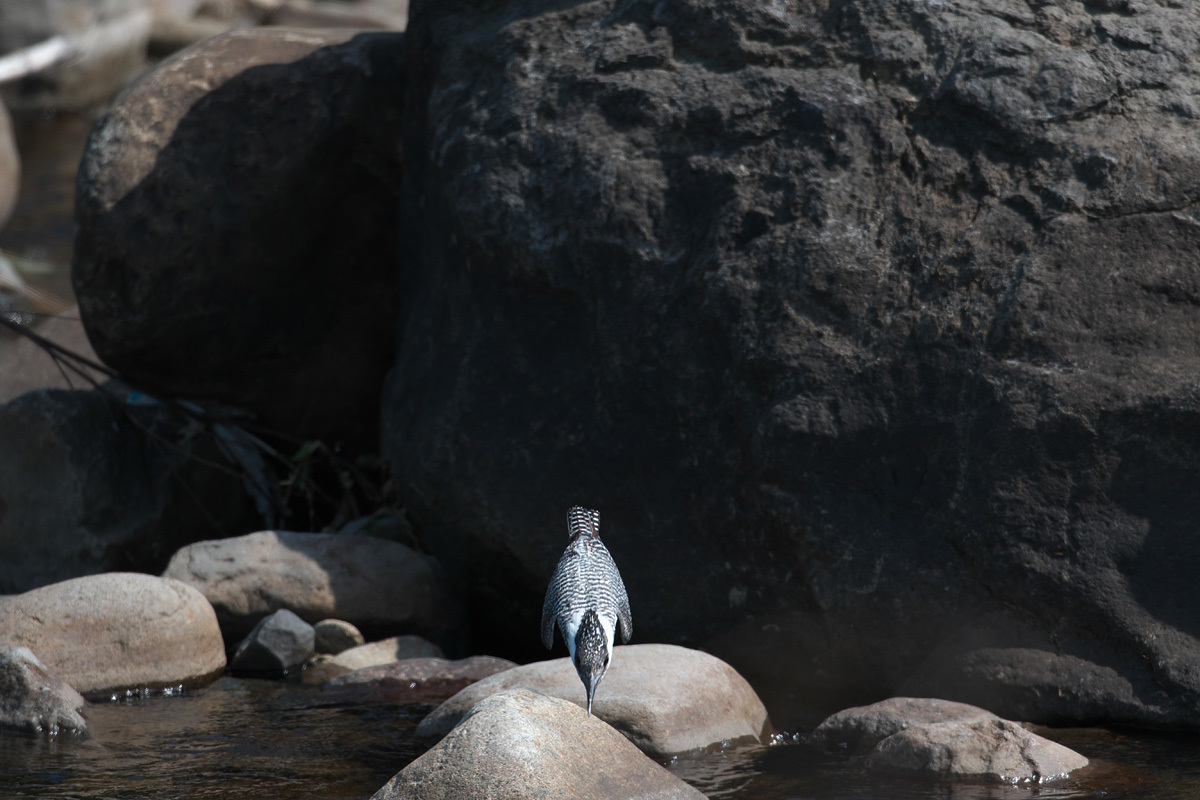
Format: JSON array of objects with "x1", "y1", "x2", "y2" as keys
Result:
[{"x1": 567, "y1": 506, "x2": 600, "y2": 538}]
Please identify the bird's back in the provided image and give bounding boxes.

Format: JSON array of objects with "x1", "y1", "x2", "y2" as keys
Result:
[{"x1": 541, "y1": 508, "x2": 632, "y2": 650}]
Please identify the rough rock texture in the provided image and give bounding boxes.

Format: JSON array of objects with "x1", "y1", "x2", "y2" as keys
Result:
[
  {"x1": 325, "y1": 655, "x2": 516, "y2": 703},
  {"x1": 230, "y1": 609, "x2": 315, "y2": 676},
  {"x1": 0, "y1": 647, "x2": 87, "y2": 736},
  {"x1": 418, "y1": 644, "x2": 768, "y2": 755},
  {"x1": 0, "y1": 388, "x2": 258, "y2": 594},
  {"x1": 372, "y1": 689, "x2": 705, "y2": 800},
  {"x1": 812, "y1": 697, "x2": 1002, "y2": 754},
  {"x1": 314, "y1": 618, "x2": 365, "y2": 655},
  {"x1": 386, "y1": 0, "x2": 1200, "y2": 725},
  {"x1": 0, "y1": 0, "x2": 153, "y2": 109},
  {"x1": 74, "y1": 27, "x2": 405, "y2": 453},
  {"x1": 162, "y1": 530, "x2": 464, "y2": 647},
  {"x1": 0, "y1": 573, "x2": 226, "y2": 696},
  {"x1": 0, "y1": 98, "x2": 17, "y2": 231},
  {"x1": 868, "y1": 719, "x2": 1088, "y2": 783}
]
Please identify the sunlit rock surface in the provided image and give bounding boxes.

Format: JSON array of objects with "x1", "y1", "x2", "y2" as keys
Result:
[
  {"x1": 0, "y1": 647, "x2": 87, "y2": 736},
  {"x1": 313, "y1": 618, "x2": 365, "y2": 655},
  {"x1": 374, "y1": 689, "x2": 705, "y2": 800},
  {"x1": 0, "y1": 573, "x2": 226, "y2": 696},
  {"x1": 384, "y1": 0, "x2": 1200, "y2": 726},
  {"x1": 418, "y1": 644, "x2": 769, "y2": 756},
  {"x1": 162, "y1": 530, "x2": 465, "y2": 649}
]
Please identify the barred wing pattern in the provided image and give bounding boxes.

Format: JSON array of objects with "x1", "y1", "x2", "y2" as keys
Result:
[{"x1": 540, "y1": 507, "x2": 632, "y2": 650}]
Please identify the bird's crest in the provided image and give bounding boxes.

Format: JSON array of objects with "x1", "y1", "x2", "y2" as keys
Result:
[{"x1": 567, "y1": 506, "x2": 600, "y2": 539}]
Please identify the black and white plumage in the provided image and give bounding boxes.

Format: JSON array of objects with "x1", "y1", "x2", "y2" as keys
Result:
[{"x1": 541, "y1": 506, "x2": 632, "y2": 715}]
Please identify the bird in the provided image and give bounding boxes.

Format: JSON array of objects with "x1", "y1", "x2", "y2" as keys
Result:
[{"x1": 541, "y1": 505, "x2": 633, "y2": 715}]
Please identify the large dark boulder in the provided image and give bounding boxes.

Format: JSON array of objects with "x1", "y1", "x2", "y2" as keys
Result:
[
  {"x1": 74, "y1": 27, "x2": 405, "y2": 453},
  {"x1": 384, "y1": 0, "x2": 1200, "y2": 727}
]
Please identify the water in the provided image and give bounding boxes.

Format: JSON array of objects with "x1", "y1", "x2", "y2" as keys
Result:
[{"x1": 4, "y1": 679, "x2": 1200, "y2": 799}]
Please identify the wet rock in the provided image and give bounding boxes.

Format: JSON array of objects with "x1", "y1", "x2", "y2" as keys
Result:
[
  {"x1": 0, "y1": 647, "x2": 87, "y2": 736},
  {"x1": 417, "y1": 644, "x2": 768, "y2": 755},
  {"x1": 0, "y1": 573, "x2": 226, "y2": 696},
  {"x1": 812, "y1": 697, "x2": 1000, "y2": 754},
  {"x1": 314, "y1": 619, "x2": 365, "y2": 655},
  {"x1": 868, "y1": 719, "x2": 1088, "y2": 783},
  {"x1": 814, "y1": 697, "x2": 1088, "y2": 783},
  {"x1": 0, "y1": 98, "x2": 16, "y2": 230},
  {"x1": 74, "y1": 26, "x2": 405, "y2": 453},
  {"x1": 0, "y1": 0, "x2": 153, "y2": 109},
  {"x1": 304, "y1": 634, "x2": 443, "y2": 683},
  {"x1": 0, "y1": 388, "x2": 258, "y2": 594},
  {"x1": 372, "y1": 689, "x2": 705, "y2": 800},
  {"x1": 162, "y1": 530, "x2": 464, "y2": 647},
  {"x1": 326, "y1": 655, "x2": 516, "y2": 703},
  {"x1": 388, "y1": 0, "x2": 1200, "y2": 726},
  {"x1": 230, "y1": 609, "x2": 314, "y2": 677}
]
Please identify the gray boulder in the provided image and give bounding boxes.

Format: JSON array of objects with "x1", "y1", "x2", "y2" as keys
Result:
[
  {"x1": 162, "y1": 530, "x2": 464, "y2": 648},
  {"x1": 0, "y1": 647, "x2": 87, "y2": 736},
  {"x1": 73, "y1": 26, "x2": 405, "y2": 453},
  {"x1": 812, "y1": 697, "x2": 1000, "y2": 754},
  {"x1": 0, "y1": 572, "x2": 226, "y2": 696},
  {"x1": 0, "y1": 388, "x2": 257, "y2": 594},
  {"x1": 417, "y1": 644, "x2": 769, "y2": 756},
  {"x1": 326, "y1": 655, "x2": 516, "y2": 703},
  {"x1": 230, "y1": 609, "x2": 314, "y2": 677},
  {"x1": 372, "y1": 688, "x2": 705, "y2": 800},
  {"x1": 386, "y1": 0, "x2": 1200, "y2": 726}
]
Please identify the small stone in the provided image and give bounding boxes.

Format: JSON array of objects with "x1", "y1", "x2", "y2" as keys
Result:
[
  {"x1": 417, "y1": 644, "x2": 770, "y2": 755},
  {"x1": 371, "y1": 689, "x2": 705, "y2": 800},
  {"x1": 326, "y1": 656, "x2": 516, "y2": 703},
  {"x1": 866, "y1": 718, "x2": 1089, "y2": 782},
  {"x1": 0, "y1": 647, "x2": 87, "y2": 736},
  {"x1": 0, "y1": 573, "x2": 226, "y2": 696},
  {"x1": 314, "y1": 619, "x2": 365, "y2": 655},
  {"x1": 230, "y1": 609, "x2": 314, "y2": 677}
]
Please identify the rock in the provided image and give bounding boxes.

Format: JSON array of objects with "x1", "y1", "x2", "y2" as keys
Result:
[
  {"x1": 0, "y1": 0, "x2": 153, "y2": 110},
  {"x1": 812, "y1": 697, "x2": 1001, "y2": 754},
  {"x1": 303, "y1": 634, "x2": 443, "y2": 683},
  {"x1": 0, "y1": 573, "x2": 226, "y2": 696},
  {"x1": 387, "y1": 0, "x2": 1200, "y2": 726},
  {"x1": 230, "y1": 609, "x2": 314, "y2": 676},
  {"x1": 417, "y1": 644, "x2": 768, "y2": 755},
  {"x1": 325, "y1": 655, "x2": 516, "y2": 703},
  {"x1": 814, "y1": 697, "x2": 1088, "y2": 783},
  {"x1": 73, "y1": 26, "x2": 405, "y2": 454},
  {"x1": 0, "y1": 647, "x2": 87, "y2": 736},
  {"x1": 0, "y1": 306, "x2": 102, "y2": 405},
  {"x1": 371, "y1": 688, "x2": 705, "y2": 800},
  {"x1": 162, "y1": 530, "x2": 464, "y2": 648},
  {"x1": 868, "y1": 719, "x2": 1088, "y2": 783},
  {"x1": 313, "y1": 619, "x2": 365, "y2": 655},
  {"x1": 0, "y1": 388, "x2": 258, "y2": 594},
  {"x1": 265, "y1": 0, "x2": 407, "y2": 30},
  {"x1": 0, "y1": 98, "x2": 17, "y2": 231}
]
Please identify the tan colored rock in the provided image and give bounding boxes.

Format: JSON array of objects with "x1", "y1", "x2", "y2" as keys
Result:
[
  {"x1": 812, "y1": 696, "x2": 1000, "y2": 754},
  {"x1": 417, "y1": 644, "x2": 769, "y2": 755},
  {"x1": 0, "y1": 573, "x2": 226, "y2": 696},
  {"x1": 313, "y1": 618, "x2": 365, "y2": 655},
  {"x1": 372, "y1": 689, "x2": 705, "y2": 800},
  {"x1": 0, "y1": 647, "x2": 87, "y2": 736},
  {"x1": 303, "y1": 634, "x2": 444, "y2": 684},
  {"x1": 867, "y1": 718, "x2": 1089, "y2": 782},
  {"x1": 162, "y1": 530, "x2": 464, "y2": 643},
  {"x1": 326, "y1": 655, "x2": 516, "y2": 703}
]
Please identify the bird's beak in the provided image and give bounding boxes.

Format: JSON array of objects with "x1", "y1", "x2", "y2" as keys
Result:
[{"x1": 585, "y1": 672, "x2": 603, "y2": 716}]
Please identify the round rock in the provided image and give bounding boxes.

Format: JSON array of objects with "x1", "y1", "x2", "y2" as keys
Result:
[
  {"x1": 812, "y1": 696, "x2": 1001, "y2": 754},
  {"x1": 0, "y1": 647, "x2": 87, "y2": 736},
  {"x1": 314, "y1": 619, "x2": 365, "y2": 655},
  {"x1": 0, "y1": 573, "x2": 226, "y2": 696},
  {"x1": 162, "y1": 530, "x2": 464, "y2": 645},
  {"x1": 229, "y1": 609, "x2": 314, "y2": 677},
  {"x1": 417, "y1": 644, "x2": 769, "y2": 755},
  {"x1": 372, "y1": 688, "x2": 705, "y2": 800}
]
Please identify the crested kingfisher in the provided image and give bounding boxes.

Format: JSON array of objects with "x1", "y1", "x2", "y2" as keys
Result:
[{"x1": 540, "y1": 506, "x2": 633, "y2": 715}]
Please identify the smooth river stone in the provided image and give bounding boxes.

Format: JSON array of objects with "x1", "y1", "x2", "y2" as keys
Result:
[
  {"x1": 0, "y1": 573, "x2": 226, "y2": 696},
  {"x1": 417, "y1": 643, "x2": 770, "y2": 755}
]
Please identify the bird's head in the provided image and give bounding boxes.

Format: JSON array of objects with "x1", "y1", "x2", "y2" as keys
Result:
[{"x1": 573, "y1": 611, "x2": 610, "y2": 716}]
